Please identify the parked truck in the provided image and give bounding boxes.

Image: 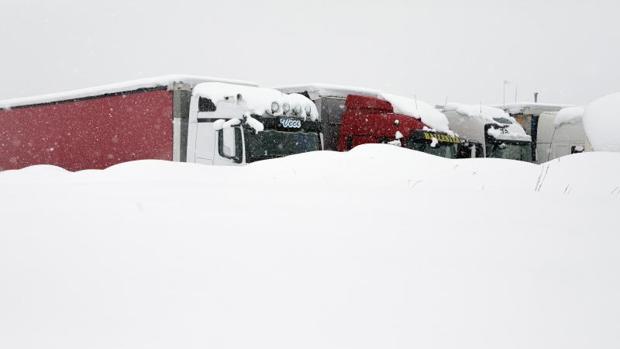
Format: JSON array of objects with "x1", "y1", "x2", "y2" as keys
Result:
[
  {"x1": 439, "y1": 103, "x2": 532, "y2": 161},
  {"x1": 0, "y1": 76, "x2": 322, "y2": 171},
  {"x1": 497, "y1": 103, "x2": 568, "y2": 162},
  {"x1": 278, "y1": 84, "x2": 459, "y2": 157}
]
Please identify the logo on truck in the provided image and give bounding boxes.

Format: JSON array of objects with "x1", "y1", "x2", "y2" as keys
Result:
[{"x1": 279, "y1": 117, "x2": 302, "y2": 129}]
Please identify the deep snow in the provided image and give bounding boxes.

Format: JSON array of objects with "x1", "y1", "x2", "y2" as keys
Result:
[
  {"x1": 554, "y1": 106, "x2": 585, "y2": 127},
  {"x1": 1, "y1": 145, "x2": 619, "y2": 349},
  {"x1": 584, "y1": 93, "x2": 620, "y2": 152}
]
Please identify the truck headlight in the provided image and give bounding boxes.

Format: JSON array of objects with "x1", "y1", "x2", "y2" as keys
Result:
[
  {"x1": 293, "y1": 105, "x2": 302, "y2": 116},
  {"x1": 271, "y1": 101, "x2": 280, "y2": 114},
  {"x1": 304, "y1": 105, "x2": 312, "y2": 116},
  {"x1": 282, "y1": 103, "x2": 290, "y2": 114}
]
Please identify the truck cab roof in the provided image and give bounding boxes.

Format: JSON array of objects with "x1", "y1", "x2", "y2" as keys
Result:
[
  {"x1": 277, "y1": 83, "x2": 382, "y2": 100},
  {"x1": 495, "y1": 103, "x2": 572, "y2": 116},
  {"x1": 440, "y1": 103, "x2": 531, "y2": 143},
  {"x1": 193, "y1": 82, "x2": 319, "y2": 121}
]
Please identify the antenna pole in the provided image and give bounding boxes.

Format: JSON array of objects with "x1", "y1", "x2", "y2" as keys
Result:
[{"x1": 514, "y1": 85, "x2": 518, "y2": 103}]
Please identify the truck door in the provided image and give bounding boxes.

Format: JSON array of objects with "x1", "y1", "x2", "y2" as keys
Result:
[
  {"x1": 194, "y1": 122, "x2": 217, "y2": 164},
  {"x1": 213, "y1": 126, "x2": 243, "y2": 165}
]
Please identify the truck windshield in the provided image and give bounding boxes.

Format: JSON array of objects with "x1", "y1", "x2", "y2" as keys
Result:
[
  {"x1": 405, "y1": 140, "x2": 458, "y2": 159},
  {"x1": 486, "y1": 141, "x2": 532, "y2": 162},
  {"x1": 244, "y1": 129, "x2": 321, "y2": 163}
]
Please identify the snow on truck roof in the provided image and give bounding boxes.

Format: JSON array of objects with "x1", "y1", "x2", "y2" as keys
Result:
[
  {"x1": 194, "y1": 82, "x2": 319, "y2": 120},
  {"x1": 497, "y1": 103, "x2": 572, "y2": 116},
  {"x1": 277, "y1": 83, "x2": 451, "y2": 133},
  {"x1": 0, "y1": 75, "x2": 257, "y2": 110},
  {"x1": 380, "y1": 93, "x2": 451, "y2": 133},
  {"x1": 277, "y1": 83, "x2": 382, "y2": 99},
  {"x1": 442, "y1": 103, "x2": 531, "y2": 142},
  {"x1": 554, "y1": 106, "x2": 585, "y2": 127},
  {"x1": 584, "y1": 92, "x2": 620, "y2": 152}
]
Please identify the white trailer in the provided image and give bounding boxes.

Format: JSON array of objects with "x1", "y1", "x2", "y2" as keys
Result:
[{"x1": 535, "y1": 106, "x2": 591, "y2": 163}]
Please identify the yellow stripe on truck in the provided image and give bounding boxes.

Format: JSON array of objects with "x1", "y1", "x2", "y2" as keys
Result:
[{"x1": 423, "y1": 132, "x2": 460, "y2": 144}]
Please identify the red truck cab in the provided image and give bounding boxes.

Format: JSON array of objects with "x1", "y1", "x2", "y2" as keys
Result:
[{"x1": 338, "y1": 95, "x2": 460, "y2": 158}]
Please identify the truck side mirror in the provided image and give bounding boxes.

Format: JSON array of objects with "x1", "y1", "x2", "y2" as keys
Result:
[{"x1": 218, "y1": 127, "x2": 242, "y2": 163}]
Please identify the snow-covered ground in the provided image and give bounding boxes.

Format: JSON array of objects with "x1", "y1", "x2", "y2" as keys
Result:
[{"x1": 1, "y1": 145, "x2": 619, "y2": 349}]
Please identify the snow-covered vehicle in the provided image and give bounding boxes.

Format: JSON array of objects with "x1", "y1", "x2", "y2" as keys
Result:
[
  {"x1": 0, "y1": 76, "x2": 321, "y2": 171},
  {"x1": 277, "y1": 84, "x2": 382, "y2": 150},
  {"x1": 497, "y1": 103, "x2": 568, "y2": 162},
  {"x1": 278, "y1": 84, "x2": 458, "y2": 157},
  {"x1": 536, "y1": 106, "x2": 591, "y2": 163},
  {"x1": 338, "y1": 94, "x2": 460, "y2": 158},
  {"x1": 439, "y1": 103, "x2": 533, "y2": 161}
]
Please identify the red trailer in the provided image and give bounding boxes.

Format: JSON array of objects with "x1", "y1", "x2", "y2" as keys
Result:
[{"x1": 0, "y1": 89, "x2": 177, "y2": 171}]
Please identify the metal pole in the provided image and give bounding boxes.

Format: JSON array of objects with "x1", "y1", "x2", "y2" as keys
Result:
[{"x1": 514, "y1": 85, "x2": 518, "y2": 103}]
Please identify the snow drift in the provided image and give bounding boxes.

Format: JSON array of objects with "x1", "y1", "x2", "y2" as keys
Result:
[
  {"x1": 584, "y1": 93, "x2": 620, "y2": 152},
  {"x1": 554, "y1": 106, "x2": 585, "y2": 127},
  {"x1": 0, "y1": 145, "x2": 619, "y2": 349}
]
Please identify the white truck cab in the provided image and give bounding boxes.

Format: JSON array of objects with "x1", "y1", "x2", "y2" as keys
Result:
[
  {"x1": 186, "y1": 82, "x2": 322, "y2": 165},
  {"x1": 496, "y1": 103, "x2": 569, "y2": 162},
  {"x1": 439, "y1": 103, "x2": 533, "y2": 161}
]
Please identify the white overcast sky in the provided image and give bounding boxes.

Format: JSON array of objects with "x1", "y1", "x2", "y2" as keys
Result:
[{"x1": 0, "y1": 0, "x2": 618, "y2": 105}]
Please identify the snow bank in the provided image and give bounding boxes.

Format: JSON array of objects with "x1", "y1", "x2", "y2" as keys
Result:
[
  {"x1": 0, "y1": 75, "x2": 257, "y2": 109},
  {"x1": 554, "y1": 106, "x2": 585, "y2": 127},
  {"x1": 194, "y1": 82, "x2": 319, "y2": 120},
  {"x1": 381, "y1": 93, "x2": 451, "y2": 133},
  {"x1": 1, "y1": 146, "x2": 619, "y2": 348},
  {"x1": 446, "y1": 103, "x2": 530, "y2": 141},
  {"x1": 584, "y1": 93, "x2": 620, "y2": 152}
]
